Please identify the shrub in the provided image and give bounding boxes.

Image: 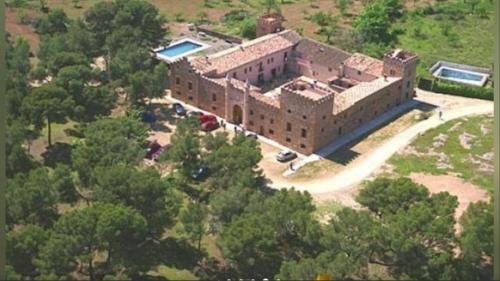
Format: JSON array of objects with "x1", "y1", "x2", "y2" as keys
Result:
[
  {"x1": 431, "y1": 80, "x2": 493, "y2": 101},
  {"x1": 221, "y1": 10, "x2": 250, "y2": 23},
  {"x1": 195, "y1": 11, "x2": 210, "y2": 25},
  {"x1": 16, "y1": 9, "x2": 29, "y2": 24},
  {"x1": 307, "y1": 11, "x2": 334, "y2": 26},
  {"x1": 6, "y1": 0, "x2": 28, "y2": 8},
  {"x1": 421, "y1": 4, "x2": 435, "y2": 15},
  {"x1": 174, "y1": 12, "x2": 185, "y2": 22},
  {"x1": 361, "y1": 42, "x2": 391, "y2": 58},
  {"x1": 240, "y1": 17, "x2": 256, "y2": 39},
  {"x1": 415, "y1": 111, "x2": 432, "y2": 121},
  {"x1": 30, "y1": 67, "x2": 47, "y2": 81},
  {"x1": 412, "y1": 26, "x2": 426, "y2": 39}
]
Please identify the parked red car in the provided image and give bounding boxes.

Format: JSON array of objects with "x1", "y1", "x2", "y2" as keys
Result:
[
  {"x1": 199, "y1": 114, "x2": 217, "y2": 124},
  {"x1": 145, "y1": 140, "x2": 170, "y2": 160},
  {"x1": 201, "y1": 120, "x2": 219, "y2": 131}
]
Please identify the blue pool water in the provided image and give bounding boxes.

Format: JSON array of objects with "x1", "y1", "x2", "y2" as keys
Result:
[
  {"x1": 439, "y1": 67, "x2": 483, "y2": 82},
  {"x1": 157, "y1": 41, "x2": 203, "y2": 57}
]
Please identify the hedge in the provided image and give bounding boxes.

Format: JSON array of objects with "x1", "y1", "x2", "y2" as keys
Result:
[{"x1": 430, "y1": 80, "x2": 493, "y2": 101}]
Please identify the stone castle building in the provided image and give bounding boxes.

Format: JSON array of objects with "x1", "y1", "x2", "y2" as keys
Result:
[{"x1": 168, "y1": 15, "x2": 418, "y2": 155}]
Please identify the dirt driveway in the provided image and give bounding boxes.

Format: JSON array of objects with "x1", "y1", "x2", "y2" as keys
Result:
[{"x1": 265, "y1": 90, "x2": 493, "y2": 205}]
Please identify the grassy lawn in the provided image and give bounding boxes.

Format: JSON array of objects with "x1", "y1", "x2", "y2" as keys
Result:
[
  {"x1": 389, "y1": 115, "x2": 494, "y2": 193},
  {"x1": 153, "y1": 265, "x2": 199, "y2": 280},
  {"x1": 394, "y1": 1, "x2": 495, "y2": 78}
]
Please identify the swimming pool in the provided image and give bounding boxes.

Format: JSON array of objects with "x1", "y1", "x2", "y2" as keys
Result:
[
  {"x1": 439, "y1": 67, "x2": 483, "y2": 81},
  {"x1": 430, "y1": 61, "x2": 490, "y2": 87},
  {"x1": 154, "y1": 38, "x2": 210, "y2": 62}
]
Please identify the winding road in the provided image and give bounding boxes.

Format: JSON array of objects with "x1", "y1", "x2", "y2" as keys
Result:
[{"x1": 269, "y1": 96, "x2": 493, "y2": 201}]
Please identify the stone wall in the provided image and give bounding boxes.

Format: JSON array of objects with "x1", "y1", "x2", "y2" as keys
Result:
[
  {"x1": 277, "y1": 86, "x2": 334, "y2": 154},
  {"x1": 334, "y1": 79, "x2": 404, "y2": 138},
  {"x1": 169, "y1": 58, "x2": 201, "y2": 106},
  {"x1": 198, "y1": 76, "x2": 226, "y2": 117},
  {"x1": 196, "y1": 25, "x2": 243, "y2": 44},
  {"x1": 169, "y1": 58, "x2": 227, "y2": 117},
  {"x1": 288, "y1": 56, "x2": 342, "y2": 84},
  {"x1": 343, "y1": 65, "x2": 378, "y2": 82},
  {"x1": 167, "y1": 47, "x2": 418, "y2": 156},
  {"x1": 246, "y1": 96, "x2": 283, "y2": 140}
]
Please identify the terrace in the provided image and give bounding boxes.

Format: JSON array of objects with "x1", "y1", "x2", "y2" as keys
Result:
[{"x1": 283, "y1": 77, "x2": 334, "y2": 101}]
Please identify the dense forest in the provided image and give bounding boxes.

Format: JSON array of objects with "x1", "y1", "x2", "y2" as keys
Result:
[{"x1": 5, "y1": 0, "x2": 494, "y2": 280}]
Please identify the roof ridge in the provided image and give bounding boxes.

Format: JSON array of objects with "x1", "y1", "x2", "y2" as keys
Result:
[{"x1": 299, "y1": 37, "x2": 352, "y2": 57}]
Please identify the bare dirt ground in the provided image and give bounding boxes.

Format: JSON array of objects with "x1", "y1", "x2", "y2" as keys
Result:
[
  {"x1": 258, "y1": 141, "x2": 289, "y2": 184},
  {"x1": 6, "y1": 7, "x2": 40, "y2": 52},
  {"x1": 409, "y1": 172, "x2": 489, "y2": 232}
]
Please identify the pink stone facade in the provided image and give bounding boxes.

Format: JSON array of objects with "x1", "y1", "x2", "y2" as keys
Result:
[{"x1": 167, "y1": 23, "x2": 418, "y2": 155}]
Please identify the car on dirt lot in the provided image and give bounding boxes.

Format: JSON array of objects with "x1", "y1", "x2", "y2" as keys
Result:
[
  {"x1": 172, "y1": 103, "x2": 186, "y2": 116},
  {"x1": 145, "y1": 140, "x2": 170, "y2": 161},
  {"x1": 276, "y1": 150, "x2": 297, "y2": 162}
]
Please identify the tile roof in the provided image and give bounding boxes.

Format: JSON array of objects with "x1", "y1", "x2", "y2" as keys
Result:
[
  {"x1": 293, "y1": 38, "x2": 351, "y2": 69},
  {"x1": 191, "y1": 30, "x2": 301, "y2": 75},
  {"x1": 333, "y1": 76, "x2": 402, "y2": 114},
  {"x1": 343, "y1": 53, "x2": 384, "y2": 77}
]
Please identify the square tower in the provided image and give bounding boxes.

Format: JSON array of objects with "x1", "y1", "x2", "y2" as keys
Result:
[
  {"x1": 383, "y1": 49, "x2": 419, "y2": 102},
  {"x1": 256, "y1": 14, "x2": 284, "y2": 38}
]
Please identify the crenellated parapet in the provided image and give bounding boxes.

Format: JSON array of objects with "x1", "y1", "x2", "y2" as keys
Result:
[
  {"x1": 383, "y1": 49, "x2": 419, "y2": 66},
  {"x1": 281, "y1": 79, "x2": 334, "y2": 105}
]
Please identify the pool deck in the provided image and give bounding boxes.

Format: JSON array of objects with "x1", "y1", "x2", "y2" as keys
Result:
[
  {"x1": 154, "y1": 38, "x2": 212, "y2": 62},
  {"x1": 429, "y1": 60, "x2": 491, "y2": 87},
  {"x1": 154, "y1": 24, "x2": 236, "y2": 62}
]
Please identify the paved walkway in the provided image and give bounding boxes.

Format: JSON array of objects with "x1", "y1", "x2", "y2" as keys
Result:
[{"x1": 270, "y1": 102, "x2": 494, "y2": 195}]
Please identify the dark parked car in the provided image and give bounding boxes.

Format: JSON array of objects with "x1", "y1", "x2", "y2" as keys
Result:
[
  {"x1": 191, "y1": 165, "x2": 209, "y2": 180},
  {"x1": 173, "y1": 103, "x2": 186, "y2": 116},
  {"x1": 142, "y1": 112, "x2": 157, "y2": 123},
  {"x1": 276, "y1": 150, "x2": 297, "y2": 162},
  {"x1": 187, "y1": 111, "x2": 204, "y2": 118}
]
